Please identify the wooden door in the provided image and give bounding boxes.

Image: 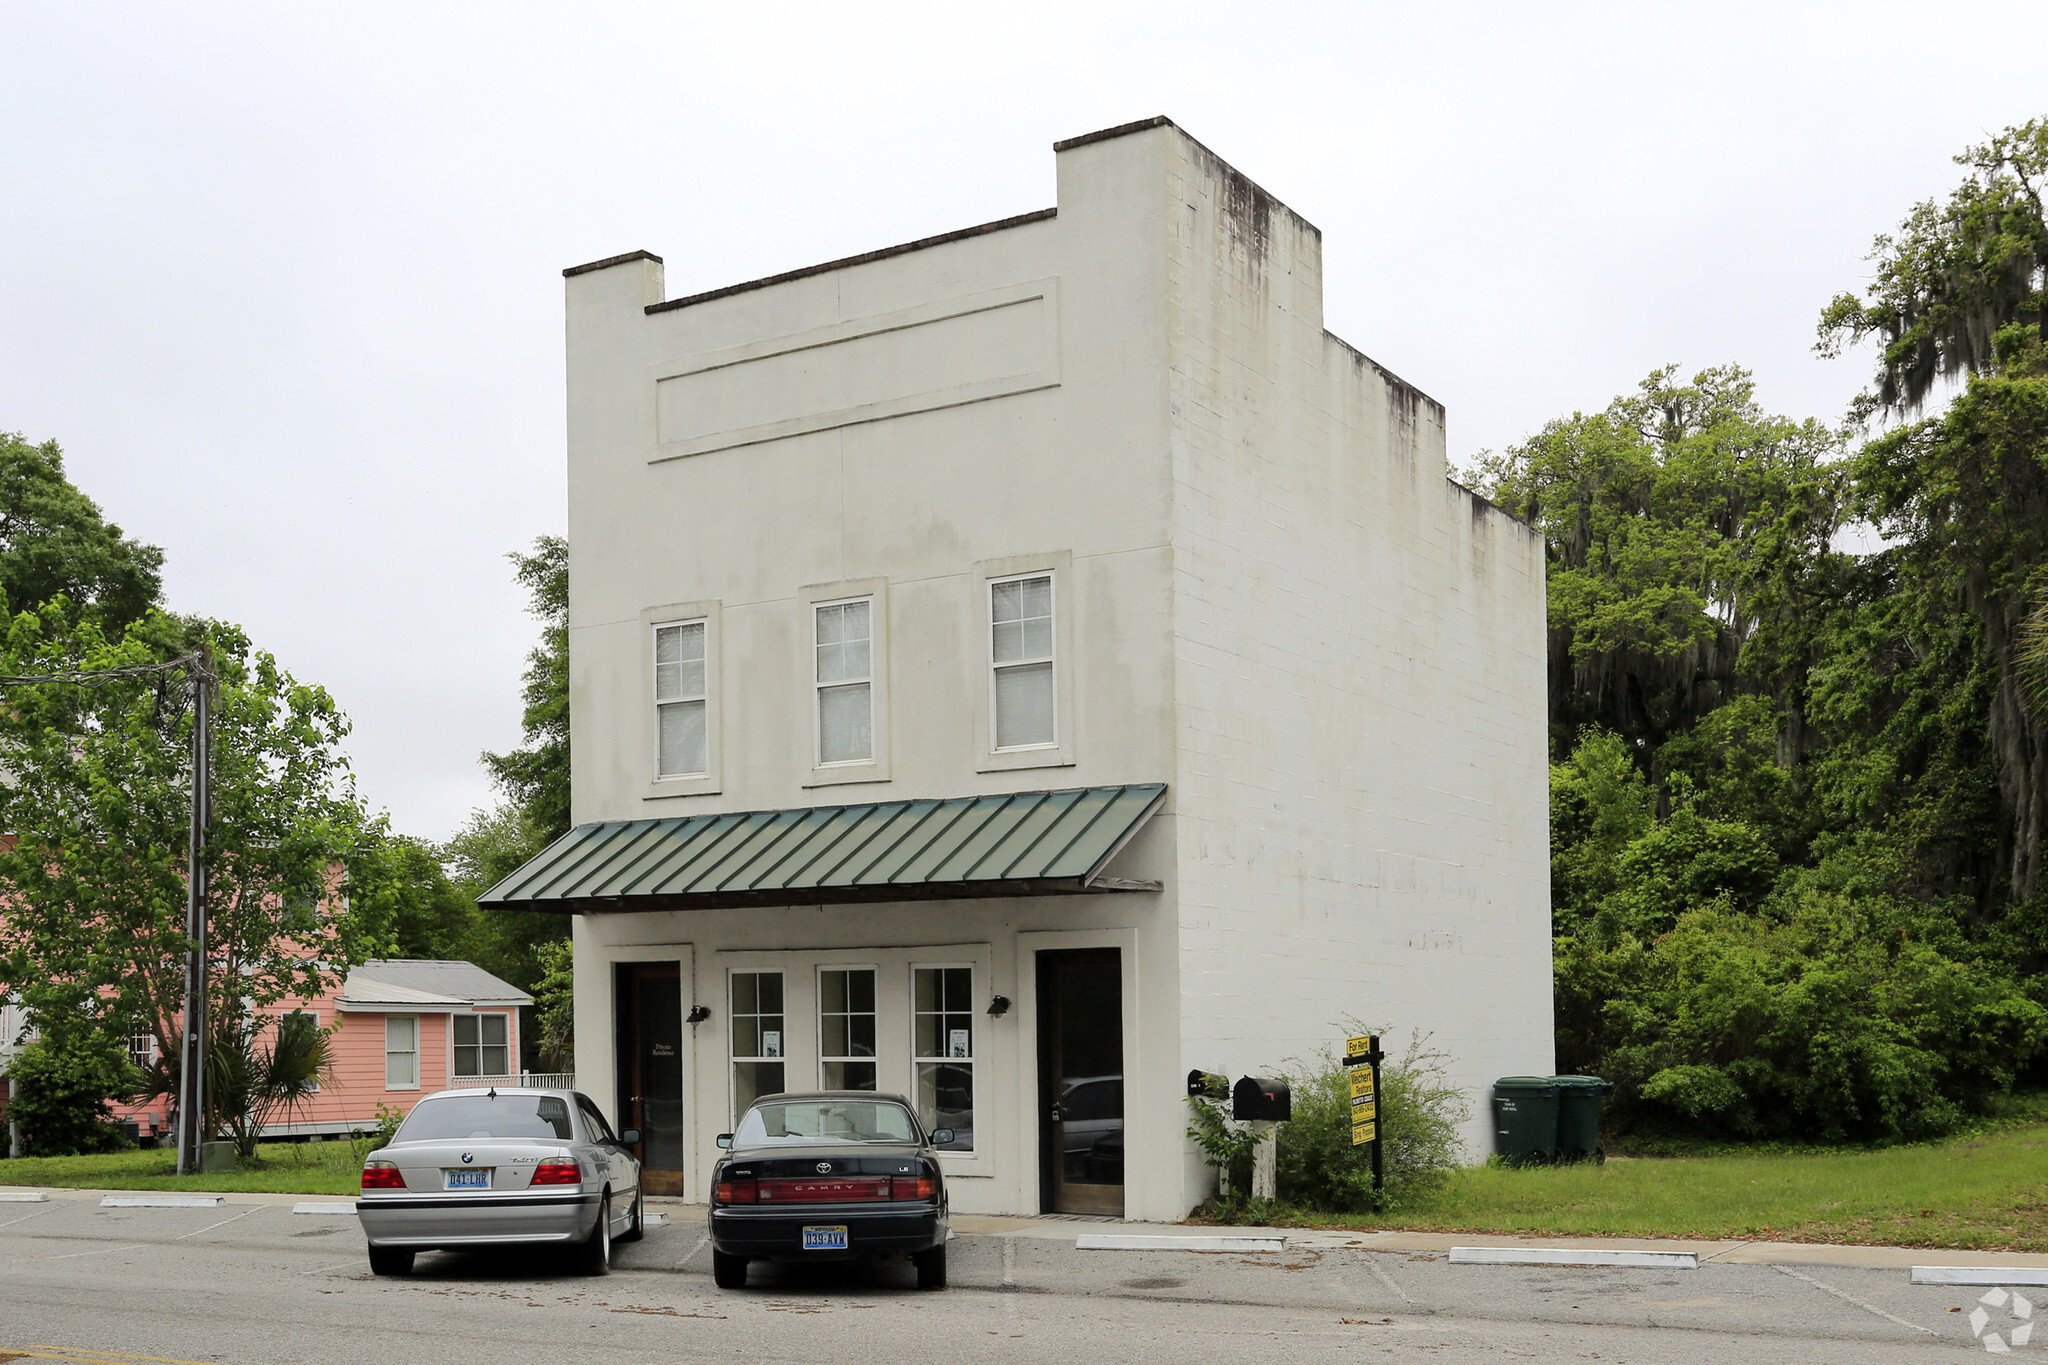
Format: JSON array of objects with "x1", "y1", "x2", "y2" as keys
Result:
[
  {"x1": 1037, "y1": 949, "x2": 1124, "y2": 1216},
  {"x1": 614, "y1": 963, "x2": 686, "y2": 1197}
]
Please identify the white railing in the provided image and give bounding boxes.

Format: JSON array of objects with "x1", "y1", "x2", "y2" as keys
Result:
[{"x1": 447, "y1": 1072, "x2": 576, "y2": 1091}]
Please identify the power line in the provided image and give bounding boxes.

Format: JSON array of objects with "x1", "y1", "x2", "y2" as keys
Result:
[{"x1": 0, "y1": 653, "x2": 208, "y2": 689}]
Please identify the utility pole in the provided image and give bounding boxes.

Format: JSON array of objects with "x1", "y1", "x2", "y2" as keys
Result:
[{"x1": 175, "y1": 643, "x2": 212, "y2": 1176}]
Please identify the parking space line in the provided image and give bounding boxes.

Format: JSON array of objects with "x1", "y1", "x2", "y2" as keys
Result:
[
  {"x1": 1773, "y1": 1264, "x2": 1936, "y2": 1337},
  {"x1": 24, "y1": 1344, "x2": 224, "y2": 1365},
  {"x1": 41, "y1": 1244, "x2": 145, "y2": 1261},
  {"x1": 297, "y1": 1259, "x2": 365, "y2": 1276},
  {"x1": 0, "y1": 1207, "x2": 56, "y2": 1231},
  {"x1": 173, "y1": 1206, "x2": 260, "y2": 1240},
  {"x1": 1365, "y1": 1255, "x2": 1414, "y2": 1305}
]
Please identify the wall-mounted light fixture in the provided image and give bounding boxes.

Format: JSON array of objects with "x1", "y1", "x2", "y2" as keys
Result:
[
  {"x1": 986, "y1": 995, "x2": 1011, "y2": 1018},
  {"x1": 686, "y1": 1005, "x2": 712, "y2": 1024}
]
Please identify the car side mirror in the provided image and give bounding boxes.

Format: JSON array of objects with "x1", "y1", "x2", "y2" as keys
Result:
[
  {"x1": 618, "y1": 1128, "x2": 641, "y2": 1147},
  {"x1": 715, "y1": 1133, "x2": 733, "y2": 1149},
  {"x1": 931, "y1": 1128, "x2": 955, "y2": 1146}
]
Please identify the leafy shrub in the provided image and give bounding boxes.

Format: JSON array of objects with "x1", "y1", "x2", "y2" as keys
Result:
[
  {"x1": 1559, "y1": 884, "x2": 2048, "y2": 1142},
  {"x1": 1275, "y1": 1032, "x2": 1468, "y2": 1213},
  {"x1": 5, "y1": 1028, "x2": 141, "y2": 1156},
  {"x1": 1185, "y1": 1032, "x2": 1469, "y2": 1218}
]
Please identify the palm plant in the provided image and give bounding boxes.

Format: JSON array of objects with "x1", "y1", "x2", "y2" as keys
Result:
[{"x1": 137, "y1": 1009, "x2": 333, "y2": 1159}]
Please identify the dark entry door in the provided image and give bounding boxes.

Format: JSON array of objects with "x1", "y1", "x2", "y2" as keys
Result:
[
  {"x1": 615, "y1": 962, "x2": 686, "y2": 1197},
  {"x1": 1037, "y1": 949, "x2": 1124, "y2": 1216}
]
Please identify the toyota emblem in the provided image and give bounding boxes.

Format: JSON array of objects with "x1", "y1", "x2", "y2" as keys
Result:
[
  {"x1": 815, "y1": 1162, "x2": 832, "y2": 1174},
  {"x1": 460, "y1": 1152, "x2": 474, "y2": 1164}
]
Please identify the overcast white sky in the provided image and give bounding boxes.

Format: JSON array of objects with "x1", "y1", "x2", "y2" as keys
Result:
[{"x1": 3, "y1": 3, "x2": 2042, "y2": 840}]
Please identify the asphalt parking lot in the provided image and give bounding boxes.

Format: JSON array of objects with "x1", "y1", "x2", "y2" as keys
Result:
[{"x1": 0, "y1": 1193, "x2": 2031, "y2": 1362}]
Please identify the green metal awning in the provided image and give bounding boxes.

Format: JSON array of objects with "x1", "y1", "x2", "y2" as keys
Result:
[{"x1": 477, "y1": 783, "x2": 1166, "y2": 914}]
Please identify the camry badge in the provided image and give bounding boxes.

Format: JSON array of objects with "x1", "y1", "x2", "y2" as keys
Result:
[
  {"x1": 460, "y1": 1153, "x2": 474, "y2": 1164},
  {"x1": 815, "y1": 1162, "x2": 832, "y2": 1174}
]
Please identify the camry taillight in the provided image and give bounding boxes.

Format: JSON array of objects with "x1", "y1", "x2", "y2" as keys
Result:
[
  {"x1": 713, "y1": 1178, "x2": 758, "y2": 1204},
  {"x1": 530, "y1": 1159, "x2": 583, "y2": 1186},
  {"x1": 891, "y1": 1175, "x2": 938, "y2": 1201},
  {"x1": 361, "y1": 1160, "x2": 404, "y2": 1190}
]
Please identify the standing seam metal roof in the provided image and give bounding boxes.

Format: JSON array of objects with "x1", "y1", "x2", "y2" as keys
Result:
[{"x1": 476, "y1": 784, "x2": 1166, "y2": 912}]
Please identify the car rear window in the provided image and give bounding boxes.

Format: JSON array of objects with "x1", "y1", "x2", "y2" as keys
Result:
[
  {"x1": 396, "y1": 1094, "x2": 574, "y2": 1142},
  {"x1": 734, "y1": 1099, "x2": 919, "y2": 1146}
]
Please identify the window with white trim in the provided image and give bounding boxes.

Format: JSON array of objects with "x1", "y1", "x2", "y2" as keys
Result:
[
  {"x1": 126, "y1": 1024, "x2": 156, "y2": 1072},
  {"x1": 814, "y1": 598, "x2": 873, "y2": 765},
  {"x1": 729, "y1": 971, "x2": 785, "y2": 1120},
  {"x1": 991, "y1": 574, "x2": 1055, "y2": 749},
  {"x1": 654, "y1": 620, "x2": 708, "y2": 777},
  {"x1": 818, "y1": 967, "x2": 877, "y2": 1091},
  {"x1": 385, "y1": 1015, "x2": 419, "y2": 1089},
  {"x1": 453, "y1": 1013, "x2": 509, "y2": 1078},
  {"x1": 912, "y1": 966, "x2": 974, "y2": 1151}
]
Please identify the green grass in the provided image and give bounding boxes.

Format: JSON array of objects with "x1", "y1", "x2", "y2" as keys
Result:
[
  {"x1": 1270, "y1": 1113, "x2": 2048, "y2": 1251},
  {"x1": 0, "y1": 1140, "x2": 365, "y2": 1195}
]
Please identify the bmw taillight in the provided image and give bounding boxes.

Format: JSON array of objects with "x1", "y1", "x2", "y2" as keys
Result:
[
  {"x1": 713, "y1": 1177, "x2": 758, "y2": 1204},
  {"x1": 890, "y1": 1175, "x2": 938, "y2": 1201},
  {"x1": 361, "y1": 1160, "x2": 404, "y2": 1190},
  {"x1": 530, "y1": 1159, "x2": 583, "y2": 1186}
]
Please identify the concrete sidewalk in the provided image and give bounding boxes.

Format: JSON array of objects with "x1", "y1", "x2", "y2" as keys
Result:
[
  {"x1": 942, "y1": 1210, "x2": 2048, "y2": 1271},
  {"x1": 12, "y1": 1181, "x2": 2045, "y2": 1272}
]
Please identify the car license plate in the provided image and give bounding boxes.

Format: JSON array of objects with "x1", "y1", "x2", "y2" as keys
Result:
[
  {"x1": 445, "y1": 1169, "x2": 491, "y2": 1190},
  {"x1": 801, "y1": 1225, "x2": 849, "y2": 1251}
]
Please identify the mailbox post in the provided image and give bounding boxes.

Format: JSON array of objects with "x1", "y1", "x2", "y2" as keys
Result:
[
  {"x1": 1232, "y1": 1076, "x2": 1292, "y2": 1201},
  {"x1": 1345, "y1": 1034, "x2": 1385, "y2": 1200}
]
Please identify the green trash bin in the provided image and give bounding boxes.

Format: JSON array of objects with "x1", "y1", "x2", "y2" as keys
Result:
[
  {"x1": 1492, "y1": 1077, "x2": 1560, "y2": 1167},
  {"x1": 1553, "y1": 1075, "x2": 1614, "y2": 1164}
]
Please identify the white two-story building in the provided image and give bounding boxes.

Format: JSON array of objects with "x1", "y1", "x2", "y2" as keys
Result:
[{"x1": 481, "y1": 117, "x2": 1552, "y2": 1219}]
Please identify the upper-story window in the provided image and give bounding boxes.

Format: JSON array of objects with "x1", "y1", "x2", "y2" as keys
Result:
[
  {"x1": 991, "y1": 573, "x2": 1055, "y2": 749},
  {"x1": 814, "y1": 598, "x2": 874, "y2": 765},
  {"x1": 654, "y1": 620, "x2": 708, "y2": 777}
]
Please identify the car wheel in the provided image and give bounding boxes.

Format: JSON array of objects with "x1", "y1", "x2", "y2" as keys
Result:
[
  {"x1": 367, "y1": 1246, "x2": 414, "y2": 1277},
  {"x1": 914, "y1": 1243, "x2": 947, "y2": 1290},
  {"x1": 575, "y1": 1193, "x2": 612, "y2": 1275},
  {"x1": 617, "y1": 1185, "x2": 644, "y2": 1243},
  {"x1": 711, "y1": 1250, "x2": 748, "y2": 1288}
]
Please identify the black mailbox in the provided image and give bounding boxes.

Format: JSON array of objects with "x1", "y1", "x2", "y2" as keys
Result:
[
  {"x1": 1232, "y1": 1075, "x2": 1292, "y2": 1122},
  {"x1": 1187, "y1": 1069, "x2": 1229, "y2": 1099}
]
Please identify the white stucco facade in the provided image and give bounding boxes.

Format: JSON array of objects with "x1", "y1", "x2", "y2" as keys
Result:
[{"x1": 551, "y1": 117, "x2": 1550, "y2": 1220}]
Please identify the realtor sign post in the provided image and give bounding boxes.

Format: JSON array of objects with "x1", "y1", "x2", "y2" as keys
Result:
[{"x1": 1345, "y1": 1034, "x2": 1385, "y2": 1198}]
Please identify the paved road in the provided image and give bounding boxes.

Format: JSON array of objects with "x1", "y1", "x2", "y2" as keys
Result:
[{"x1": 0, "y1": 1197, "x2": 2025, "y2": 1362}]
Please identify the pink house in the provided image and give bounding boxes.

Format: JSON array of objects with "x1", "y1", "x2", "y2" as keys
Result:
[{"x1": 109, "y1": 959, "x2": 543, "y2": 1144}]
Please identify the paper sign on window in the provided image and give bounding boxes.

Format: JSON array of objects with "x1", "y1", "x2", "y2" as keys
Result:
[
  {"x1": 763, "y1": 1031, "x2": 782, "y2": 1058},
  {"x1": 949, "y1": 1028, "x2": 970, "y2": 1059}
]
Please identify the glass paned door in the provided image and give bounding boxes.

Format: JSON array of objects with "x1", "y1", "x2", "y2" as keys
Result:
[
  {"x1": 1037, "y1": 949, "x2": 1123, "y2": 1215},
  {"x1": 614, "y1": 963, "x2": 686, "y2": 1196}
]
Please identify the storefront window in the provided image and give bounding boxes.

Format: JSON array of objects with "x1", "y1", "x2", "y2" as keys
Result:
[
  {"x1": 912, "y1": 965, "x2": 973, "y2": 1151},
  {"x1": 729, "y1": 971, "x2": 785, "y2": 1119},
  {"x1": 818, "y1": 967, "x2": 877, "y2": 1091}
]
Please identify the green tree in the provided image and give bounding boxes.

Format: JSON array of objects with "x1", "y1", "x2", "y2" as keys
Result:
[
  {"x1": 0, "y1": 431, "x2": 163, "y2": 628},
  {"x1": 1818, "y1": 118, "x2": 2046, "y2": 419},
  {"x1": 1468, "y1": 366, "x2": 1847, "y2": 759},
  {"x1": 440, "y1": 801, "x2": 562, "y2": 992},
  {"x1": 4, "y1": 1020, "x2": 141, "y2": 1156},
  {"x1": 358, "y1": 836, "x2": 483, "y2": 962},
  {"x1": 482, "y1": 535, "x2": 569, "y2": 842},
  {"x1": 0, "y1": 606, "x2": 392, "y2": 1140}
]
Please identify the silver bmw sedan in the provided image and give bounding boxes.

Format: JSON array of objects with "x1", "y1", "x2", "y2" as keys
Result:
[{"x1": 356, "y1": 1087, "x2": 643, "y2": 1276}]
